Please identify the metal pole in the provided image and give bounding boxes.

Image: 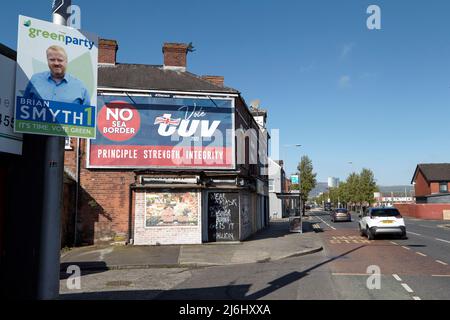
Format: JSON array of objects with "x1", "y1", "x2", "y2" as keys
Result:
[{"x1": 36, "y1": 0, "x2": 71, "y2": 300}]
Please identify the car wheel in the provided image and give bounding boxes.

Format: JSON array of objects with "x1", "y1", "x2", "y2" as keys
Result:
[
  {"x1": 400, "y1": 232, "x2": 408, "y2": 240},
  {"x1": 367, "y1": 227, "x2": 374, "y2": 240},
  {"x1": 359, "y1": 224, "x2": 365, "y2": 236}
]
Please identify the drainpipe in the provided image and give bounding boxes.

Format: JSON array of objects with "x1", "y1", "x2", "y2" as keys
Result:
[{"x1": 73, "y1": 138, "x2": 81, "y2": 246}]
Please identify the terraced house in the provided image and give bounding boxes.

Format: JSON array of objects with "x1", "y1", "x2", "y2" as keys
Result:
[{"x1": 63, "y1": 39, "x2": 269, "y2": 246}]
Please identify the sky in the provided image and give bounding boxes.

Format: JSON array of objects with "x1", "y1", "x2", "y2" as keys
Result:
[{"x1": 2, "y1": 0, "x2": 450, "y2": 185}]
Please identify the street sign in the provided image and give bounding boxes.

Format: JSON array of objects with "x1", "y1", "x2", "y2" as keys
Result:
[
  {"x1": 291, "y1": 175, "x2": 299, "y2": 184},
  {"x1": 14, "y1": 15, "x2": 98, "y2": 139}
]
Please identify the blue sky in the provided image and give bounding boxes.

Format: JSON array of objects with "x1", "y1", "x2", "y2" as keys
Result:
[{"x1": 2, "y1": 0, "x2": 450, "y2": 185}]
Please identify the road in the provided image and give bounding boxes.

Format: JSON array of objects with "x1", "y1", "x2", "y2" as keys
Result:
[{"x1": 60, "y1": 210, "x2": 450, "y2": 300}]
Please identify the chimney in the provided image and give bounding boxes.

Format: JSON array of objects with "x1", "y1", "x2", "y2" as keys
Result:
[
  {"x1": 202, "y1": 75, "x2": 224, "y2": 87},
  {"x1": 163, "y1": 43, "x2": 189, "y2": 71},
  {"x1": 99, "y1": 39, "x2": 118, "y2": 65}
]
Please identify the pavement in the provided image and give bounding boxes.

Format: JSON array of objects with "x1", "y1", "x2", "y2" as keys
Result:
[{"x1": 60, "y1": 217, "x2": 323, "y2": 272}]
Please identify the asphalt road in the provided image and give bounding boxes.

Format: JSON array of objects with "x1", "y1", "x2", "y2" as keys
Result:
[
  {"x1": 60, "y1": 210, "x2": 450, "y2": 300},
  {"x1": 308, "y1": 209, "x2": 450, "y2": 300}
]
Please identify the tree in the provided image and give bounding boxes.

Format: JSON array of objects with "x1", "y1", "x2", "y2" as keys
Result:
[
  {"x1": 297, "y1": 155, "x2": 317, "y2": 215},
  {"x1": 359, "y1": 168, "x2": 378, "y2": 209}
]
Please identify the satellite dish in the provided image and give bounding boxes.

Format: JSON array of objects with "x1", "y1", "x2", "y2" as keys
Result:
[{"x1": 250, "y1": 99, "x2": 260, "y2": 109}]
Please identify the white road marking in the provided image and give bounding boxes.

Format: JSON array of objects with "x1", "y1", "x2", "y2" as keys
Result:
[
  {"x1": 402, "y1": 246, "x2": 411, "y2": 250},
  {"x1": 412, "y1": 296, "x2": 421, "y2": 300},
  {"x1": 436, "y1": 260, "x2": 448, "y2": 266},
  {"x1": 332, "y1": 273, "x2": 370, "y2": 276},
  {"x1": 416, "y1": 252, "x2": 427, "y2": 257},
  {"x1": 407, "y1": 231, "x2": 422, "y2": 236},
  {"x1": 401, "y1": 283, "x2": 414, "y2": 293},
  {"x1": 392, "y1": 274, "x2": 402, "y2": 282},
  {"x1": 316, "y1": 216, "x2": 336, "y2": 230},
  {"x1": 435, "y1": 238, "x2": 450, "y2": 244},
  {"x1": 390, "y1": 241, "x2": 398, "y2": 245}
]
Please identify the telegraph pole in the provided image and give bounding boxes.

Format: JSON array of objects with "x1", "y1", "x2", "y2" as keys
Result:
[{"x1": 36, "y1": 0, "x2": 71, "y2": 300}]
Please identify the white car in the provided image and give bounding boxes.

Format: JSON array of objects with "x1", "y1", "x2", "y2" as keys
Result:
[{"x1": 358, "y1": 207, "x2": 407, "y2": 240}]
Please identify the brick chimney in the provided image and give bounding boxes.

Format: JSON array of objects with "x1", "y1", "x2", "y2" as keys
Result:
[
  {"x1": 202, "y1": 75, "x2": 224, "y2": 87},
  {"x1": 99, "y1": 39, "x2": 118, "y2": 65},
  {"x1": 163, "y1": 43, "x2": 189, "y2": 71}
]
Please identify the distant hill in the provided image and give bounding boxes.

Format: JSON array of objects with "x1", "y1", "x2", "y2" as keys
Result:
[
  {"x1": 307, "y1": 183, "x2": 414, "y2": 198},
  {"x1": 309, "y1": 182, "x2": 328, "y2": 198},
  {"x1": 378, "y1": 185, "x2": 414, "y2": 193}
]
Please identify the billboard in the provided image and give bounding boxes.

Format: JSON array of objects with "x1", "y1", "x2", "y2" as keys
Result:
[
  {"x1": 0, "y1": 51, "x2": 22, "y2": 155},
  {"x1": 88, "y1": 94, "x2": 235, "y2": 169},
  {"x1": 14, "y1": 15, "x2": 98, "y2": 139}
]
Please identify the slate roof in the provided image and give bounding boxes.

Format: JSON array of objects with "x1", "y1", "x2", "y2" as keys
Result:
[
  {"x1": 0, "y1": 43, "x2": 16, "y2": 60},
  {"x1": 98, "y1": 63, "x2": 239, "y2": 94},
  {"x1": 412, "y1": 163, "x2": 450, "y2": 184}
]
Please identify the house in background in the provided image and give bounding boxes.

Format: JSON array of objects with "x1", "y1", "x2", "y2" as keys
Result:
[
  {"x1": 395, "y1": 163, "x2": 450, "y2": 220},
  {"x1": 411, "y1": 163, "x2": 450, "y2": 203}
]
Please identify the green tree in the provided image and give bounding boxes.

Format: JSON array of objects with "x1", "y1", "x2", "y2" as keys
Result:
[
  {"x1": 359, "y1": 168, "x2": 378, "y2": 208},
  {"x1": 297, "y1": 155, "x2": 317, "y2": 215}
]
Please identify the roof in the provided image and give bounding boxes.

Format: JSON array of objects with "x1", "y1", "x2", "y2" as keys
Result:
[
  {"x1": 0, "y1": 42, "x2": 16, "y2": 60},
  {"x1": 411, "y1": 163, "x2": 450, "y2": 184},
  {"x1": 98, "y1": 63, "x2": 239, "y2": 94}
]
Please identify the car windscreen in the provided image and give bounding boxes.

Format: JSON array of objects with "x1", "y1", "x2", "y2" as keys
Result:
[
  {"x1": 370, "y1": 209, "x2": 400, "y2": 217},
  {"x1": 336, "y1": 209, "x2": 348, "y2": 213}
]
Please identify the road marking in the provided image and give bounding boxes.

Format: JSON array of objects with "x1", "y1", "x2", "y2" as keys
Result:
[
  {"x1": 436, "y1": 260, "x2": 448, "y2": 266},
  {"x1": 401, "y1": 246, "x2": 411, "y2": 250},
  {"x1": 416, "y1": 252, "x2": 427, "y2": 257},
  {"x1": 435, "y1": 238, "x2": 450, "y2": 244},
  {"x1": 332, "y1": 273, "x2": 369, "y2": 276},
  {"x1": 390, "y1": 241, "x2": 398, "y2": 245},
  {"x1": 392, "y1": 274, "x2": 402, "y2": 282},
  {"x1": 316, "y1": 216, "x2": 336, "y2": 230},
  {"x1": 407, "y1": 231, "x2": 422, "y2": 236},
  {"x1": 401, "y1": 283, "x2": 414, "y2": 293},
  {"x1": 431, "y1": 275, "x2": 450, "y2": 277},
  {"x1": 412, "y1": 296, "x2": 421, "y2": 300}
]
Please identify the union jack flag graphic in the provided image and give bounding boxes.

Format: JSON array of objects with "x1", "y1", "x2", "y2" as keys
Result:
[{"x1": 154, "y1": 114, "x2": 181, "y2": 126}]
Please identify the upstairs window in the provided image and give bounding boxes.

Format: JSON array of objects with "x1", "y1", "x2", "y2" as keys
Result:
[
  {"x1": 268, "y1": 179, "x2": 274, "y2": 192},
  {"x1": 439, "y1": 182, "x2": 448, "y2": 193}
]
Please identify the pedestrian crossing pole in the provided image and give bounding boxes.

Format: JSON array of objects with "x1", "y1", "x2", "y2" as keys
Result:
[{"x1": 36, "y1": 0, "x2": 71, "y2": 300}]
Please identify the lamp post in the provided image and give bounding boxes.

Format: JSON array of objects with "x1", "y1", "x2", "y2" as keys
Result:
[{"x1": 283, "y1": 144, "x2": 302, "y2": 216}]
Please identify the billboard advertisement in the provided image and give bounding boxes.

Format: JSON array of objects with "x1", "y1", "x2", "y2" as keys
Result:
[
  {"x1": 14, "y1": 15, "x2": 98, "y2": 139},
  {"x1": 88, "y1": 94, "x2": 235, "y2": 169},
  {"x1": 0, "y1": 51, "x2": 22, "y2": 155}
]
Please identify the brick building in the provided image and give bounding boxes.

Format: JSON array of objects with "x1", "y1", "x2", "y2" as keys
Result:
[
  {"x1": 64, "y1": 40, "x2": 269, "y2": 246},
  {"x1": 395, "y1": 163, "x2": 450, "y2": 220}
]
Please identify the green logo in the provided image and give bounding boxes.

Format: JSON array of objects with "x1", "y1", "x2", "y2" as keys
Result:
[{"x1": 24, "y1": 20, "x2": 31, "y2": 27}]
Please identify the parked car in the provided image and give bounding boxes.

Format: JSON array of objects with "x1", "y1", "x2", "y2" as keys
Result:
[
  {"x1": 358, "y1": 207, "x2": 407, "y2": 240},
  {"x1": 331, "y1": 208, "x2": 351, "y2": 222}
]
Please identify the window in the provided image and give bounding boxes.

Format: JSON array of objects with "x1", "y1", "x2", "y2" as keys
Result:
[
  {"x1": 439, "y1": 182, "x2": 448, "y2": 193},
  {"x1": 65, "y1": 137, "x2": 72, "y2": 150},
  {"x1": 268, "y1": 179, "x2": 274, "y2": 192}
]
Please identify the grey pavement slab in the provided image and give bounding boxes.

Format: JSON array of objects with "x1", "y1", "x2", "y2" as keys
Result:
[{"x1": 60, "y1": 219, "x2": 323, "y2": 270}]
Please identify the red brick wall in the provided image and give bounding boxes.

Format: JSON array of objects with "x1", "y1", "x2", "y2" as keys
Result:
[
  {"x1": 414, "y1": 169, "x2": 430, "y2": 196},
  {"x1": 394, "y1": 203, "x2": 448, "y2": 220},
  {"x1": 430, "y1": 182, "x2": 440, "y2": 194},
  {"x1": 64, "y1": 139, "x2": 135, "y2": 245}
]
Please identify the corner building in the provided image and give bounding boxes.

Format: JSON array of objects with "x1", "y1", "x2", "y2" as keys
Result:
[{"x1": 64, "y1": 40, "x2": 269, "y2": 245}]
